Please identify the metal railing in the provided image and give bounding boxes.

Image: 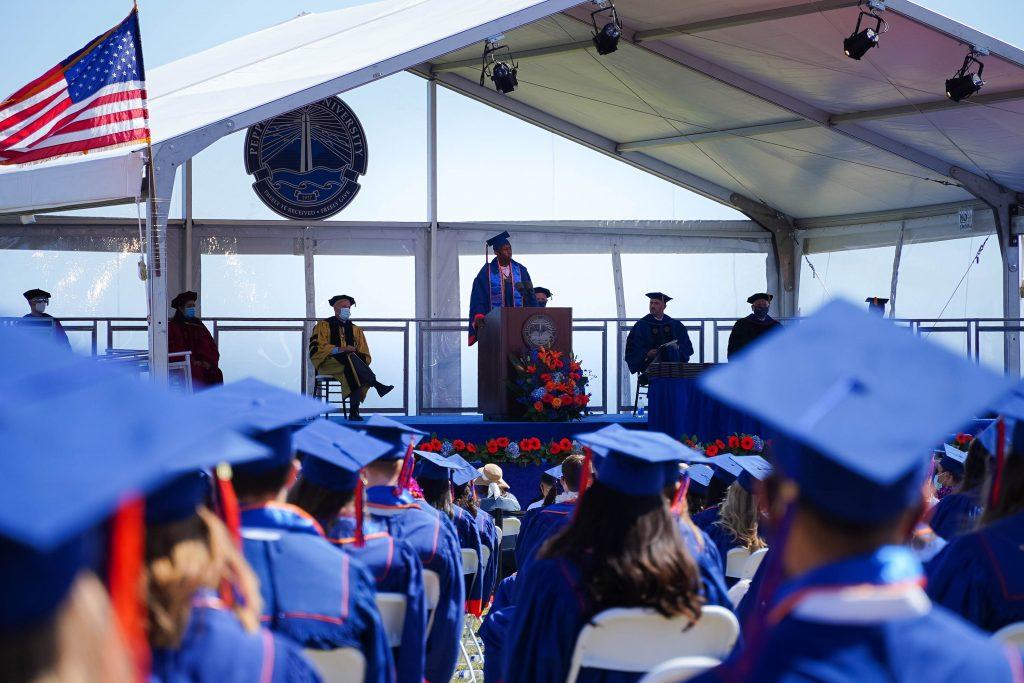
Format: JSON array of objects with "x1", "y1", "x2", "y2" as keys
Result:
[{"x1": 16, "y1": 315, "x2": 1021, "y2": 416}]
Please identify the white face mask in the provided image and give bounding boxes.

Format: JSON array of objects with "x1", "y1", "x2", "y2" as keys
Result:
[
  {"x1": 32, "y1": 301, "x2": 47, "y2": 313},
  {"x1": 338, "y1": 308, "x2": 352, "y2": 320}
]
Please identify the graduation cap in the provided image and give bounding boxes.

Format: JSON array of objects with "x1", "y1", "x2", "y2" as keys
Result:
[
  {"x1": 735, "y1": 456, "x2": 773, "y2": 493},
  {"x1": 545, "y1": 464, "x2": 563, "y2": 480},
  {"x1": 328, "y1": 295, "x2": 356, "y2": 306},
  {"x1": 360, "y1": 415, "x2": 426, "y2": 461},
  {"x1": 646, "y1": 292, "x2": 673, "y2": 303},
  {"x1": 865, "y1": 297, "x2": 889, "y2": 314},
  {"x1": 22, "y1": 288, "x2": 50, "y2": 301},
  {"x1": 700, "y1": 299, "x2": 1015, "y2": 523},
  {"x1": 448, "y1": 454, "x2": 481, "y2": 487},
  {"x1": 294, "y1": 420, "x2": 392, "y2": 492},
  {"x1": 685, "y1": 464, "x2": 715, "y2": 494},
  {"x1": 413, "y1": 450, "x2": 461, "y2": 481},
  {"x1": 709, "y1": 455, "x2": 744, "y2": 485},
  {"x1": 747, "y1": 293, "x2": 773, "y2": 304},
  {"x1": 171, "y1": 290, "x2": 198, "y2": 308},
  {"x1": 577, "y1": 430, "x2": 709, "y2": 496},
  {"x1": 534, "y1": 287, "x2": 552, "y2": 298},
  {"x1": 939, "y1": 444, "x2": 968, "y2": 478},
  {"x1": 486, "y1": 231, "x2": 511, "y2": 250}
]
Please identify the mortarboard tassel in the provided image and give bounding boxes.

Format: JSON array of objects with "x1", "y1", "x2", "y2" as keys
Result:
[
  {"x1": 354, "y1": 476, "x2": 366, "y2": 548},
  {"x1": 394, "y1": 441, "x2": 416, "y2": 496},
  {"x1": 991, "y1": 417, "x2": 1006, "y2": 508},
  {"x1": 671, "y1": 473, "x2": 690, "y2": 516},
  {"x1": 573, "y1": 447, "x2": 594, "y2": 520},
  {"x1": 214, "y1": 463, "x2": 241, "y2": 549},
  {"x1": 108, "y1": 496, "x2": 150, "y2": 683}
]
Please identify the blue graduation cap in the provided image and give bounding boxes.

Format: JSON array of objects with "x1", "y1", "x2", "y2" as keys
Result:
[
  {"x1": 448, "y1": 454, "x2": 481, "y2": 487},
  {"x1": 700, "y1": 299, "x2": 1015, "y2": 523},
  {"x1": 486, "y1": 231, "x2": 511, "y2": 250},
  {"x1": 361, "y1": 415, "x2": 426, "y2": 460},
  {"x1": 735, "y1": 456, "x2": 773, "y2": 493},
  {"x1": 709, "y1": 455, "x2": 744, "y2": 485},
  {"x1": 545, "y1": 464, "x2": 563, "y2": 480},
  {"x1": 939, "y1": 444, "x2": 967, "y2": 478},
  {"x1": 293, "y1": 419, "x2": 392, "y2": 493},
  {"x1": 413, "y1": 450, "x2": 461, "y2": 481},
  {"x1": 577, "y1": 430, "x2": 709, "y2": 496},
  {"x1": 685, "y1": 464, "x2": 715, "y2": 494}
]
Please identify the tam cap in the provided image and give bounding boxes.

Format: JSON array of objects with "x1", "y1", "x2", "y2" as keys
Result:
[
  {"x1": 700, "y1": 299, "x2": 1015, "y2": 523},
  {"x1": 576, "y1": 430, "x2": 709, "y2": 496},
  {"x1": 329, "y1": 295, "x2": 355, "y2": 306},
  {"x1": 413, "y1": 450, "x2": 461, "y2": 481},
  {"x1": 171, "y1": 291, "x2": 198, "y2": 308},
  {"x1": 533, "y1": 287, "x2": 552, "y2": 298},
  {"x1": 646, "y1": 292, "x2": 673, "y2": 303},
  {"x1": 361, "y1": 415, "x2": 426, "y2": 460},
  {"x1": 294, "y1": 420, "x2": 392, "y2": 492},
  {"x1": 486, "y1": 231, "x2": 511, "y2": 250},
  {"x1": 747, "y1": 293, "x2": 773, "y2": 304},
  {"x1": 686, "y1": 464, "x2": 715, "y2": 493},
  {"x1": 22, "y1": 288, "x2": 51, "y2": 301},
  {"x1": 735, "y1": 455, "x2": 773, "y2": 493},
  {"x1": 865, "y1": 297, "x2": 889, "y2": 314},
  {"x1": 939, "y1": 444, "x2": 968, "y2": 478}
]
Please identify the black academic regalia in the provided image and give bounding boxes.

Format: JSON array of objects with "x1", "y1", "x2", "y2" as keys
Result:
[
  {"x1": 726, "y1": 314, "x2": 782, "y2": 359},
  {"x1": 623, "y1": 314, "x2": 694, "y2": 374}
]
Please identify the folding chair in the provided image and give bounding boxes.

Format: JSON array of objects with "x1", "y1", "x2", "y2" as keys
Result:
[
  {"x1": 564, "y1": 606, "x2": 739, "y2": 683},
  {"x1": 375, "y1": 593, "x2": 407, "y2": 649},
  {"x1": 637, "y1": 656, "x2": 722, "y2": 683},
  {"x1": 423, "y1": 570, "x2": 441, "y2": 636},
  {"x1": 740, "y1": 547, "x2": 768, "y2": 580},
  {"x1": 993, "y1": 622, "x2": 1024, "y2": 647},
  {"x1": 457, "y1": 549, "x2": 481, "y2": 682},
  {"x1": 501, "y1": 517, "x2": 520, "y2": 539},
  {"x1": 304, "y1": 647, "x2": 366, "y2": 683},
  {"x1": 724, "y1": 547, "x2": 751, "y2": 580},
  {"x1": 727, "y1": 579, "x2": 751, "y2": 609}
]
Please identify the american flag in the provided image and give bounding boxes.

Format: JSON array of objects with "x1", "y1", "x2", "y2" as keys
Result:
[{"x1": 0, "y1": 10, "x2": 149, "y2": 166}]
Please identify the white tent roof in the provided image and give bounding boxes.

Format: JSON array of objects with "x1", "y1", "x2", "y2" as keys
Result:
[{"x1": 1, "y1": 0, "x2": 1022, "y2": 226}]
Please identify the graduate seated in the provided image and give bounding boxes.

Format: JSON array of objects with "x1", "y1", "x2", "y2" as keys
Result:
[
  {"x1": 684, "y1": 463, "x2": 715, "y2": 515},
  {"x1": 688, "y1": 300, "x2": 1021, "y2": 683},
  {"x1": 450, "y1": 455, "x2": 501, "y2": 613},
  {"x1": 286, "y1": 419, "x2": 428, "y2": 683},
  {"x1": 703, "y1": 465, "x2": 768, "y2": 584},
  {"x1": 928, "y1": 439, "x2": 986, "y2": 540},
  {"x1": 502, "y1": 429, "x2": 710, "y2": 683},
  {"x1": 691, "y1": 457, "x2": 738, "y2": 531},
  {"x1": 514, "y1": 454, "x2": 587, "y2": 577},
  {"x1": 358, "y1": 415, "x2": 465, "y2": 683},
  {"x1": 927, "y1": 415, "x2": 1024, "y2": 633},
  {"x1": 526, "y1": 470, "x2": 558, "y2": 511}
]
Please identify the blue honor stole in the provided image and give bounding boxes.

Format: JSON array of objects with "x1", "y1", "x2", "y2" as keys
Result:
[{"x1": 488, "y1": 259, "x2": 524, "y2": 309}]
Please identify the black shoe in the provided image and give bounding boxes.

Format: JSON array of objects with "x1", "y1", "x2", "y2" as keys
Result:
[
  {"x1": 347, "y1": 411, "x2": 364, "y2": 422},
  {"x1": 376, "y1": 383, "x2": 394, "y2": 398}
]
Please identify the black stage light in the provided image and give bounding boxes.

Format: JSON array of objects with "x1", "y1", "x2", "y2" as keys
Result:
[
  {"x1": 843, "y1": 11, "x2": 884, "y2": 60},
  {"x1": 946, "y1": 52, "x2": 986, "y2": 102},
  {"x1": 491, "y1": 61, "x2": 518, "y2": 94},
  {"x1": 480, "y1": 40, "x2": 519, "y2": 95},
  {"x1": 590, "y1": 3, "x2": 622, "y2": 56}
]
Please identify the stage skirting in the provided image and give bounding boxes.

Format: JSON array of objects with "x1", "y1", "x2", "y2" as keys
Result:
[{"x1": 646, "y1": 377, "x2": 764, "y2": 441}]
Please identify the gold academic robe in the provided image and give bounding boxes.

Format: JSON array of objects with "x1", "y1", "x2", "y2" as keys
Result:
[{"x1": 309, "y1": 318, "x2": 372, "y2": 400}]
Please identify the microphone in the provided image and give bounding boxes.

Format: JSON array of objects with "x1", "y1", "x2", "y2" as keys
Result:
[{"x1": 515, "y1": 280, "x2": 536, "y2": 306}]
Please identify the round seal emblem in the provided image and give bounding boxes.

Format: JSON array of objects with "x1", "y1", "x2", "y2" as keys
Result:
[
  {"x1": 522, "y1": 314, "x2": 557, "y2": 349},
  {"x1": 244, "y1": 97, "x2": 368, "y2": 220}
]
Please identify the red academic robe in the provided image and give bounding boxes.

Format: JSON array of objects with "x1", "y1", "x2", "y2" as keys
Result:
[{"x1": 168, "y1": 312, "x2": 224, "y2": 387}]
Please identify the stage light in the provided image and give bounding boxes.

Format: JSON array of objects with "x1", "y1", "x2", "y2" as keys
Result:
[
  {"x1": 590, "y1": 3, "x2": 622, "y2": 55},
  {"x1": 480, "y1": 39, "x2": 519, "y2": 95},
  {"x1": 946, "y1": 51, "x2": 986, "y2": 102},
  {"x1": 843, "y1": 9, "x2": 886, "y2": 60}
]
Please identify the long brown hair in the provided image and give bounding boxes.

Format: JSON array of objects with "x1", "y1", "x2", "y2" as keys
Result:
[
  {"x1": 980, "y1": 436, "x2": 1024, "y2": 526},
  {"x1": 713, "y1": 482, "x2": 766, "y2": 552},
  {"x1": 418, "y1": 478, "x2": 453, "y2": 519},
  {"x1": 287, "y1": 477, "x2": 354, "y2": 529},
  {"x1": 0, "y1": 571, "x2": 135, "y2": 683},
  {"x1": 538, "y1": 481, "x2": 703, "y2": 621},
  {"x1": 453, "y1": 481, "x2": 479, "y2": 517},
  {"x1": 145, "y1": 507, "x2": 263, "y2": 649}
]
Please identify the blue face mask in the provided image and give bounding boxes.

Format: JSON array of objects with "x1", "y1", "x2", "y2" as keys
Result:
[
  {"x1": 339, "y1": 308, "x2": 351, "y2": 320},
  {"x1": 184, "y1": 306, "x2": 197, "y2": 318}
]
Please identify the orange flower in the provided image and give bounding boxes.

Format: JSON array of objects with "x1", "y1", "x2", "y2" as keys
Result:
[
  {"x1": 542, "y1": 393, "x2": 554, "y2": 404},
  {"x1": 715, "y1": 439, "x2": 726, "y2": 450},
  {"x1": 530, "y1": 437, "x2": 543, "y2": 450},
  {"x1": 453, "y1": 439, "x2": 466, "y2": 451},
  {"x1": 467, "y1": 443, "x2": 477, "y2": 454},
  {"x1": 551, "y1": 397, "x2": 562, "y2": 408},
  {"x1": 728, "y1": 435, "x2": 740, "y2": 449},
  {"x1": 740, "y1": 436, "x2": 755, "y2": 451},
  {"x1": 706, "y1": 445, "x2": 719, "y2": 457},
  {"x1": 570, "y1": 361, "x2": 580, "y2": 372},
  {"x1": 527, "y1": 365, "x2": 537, "y2": 373},
  {"x1": 431, "y1": 438, "x2": 443, "y2": 450},
  {"x1": 545, "y1": 381, "x2": 556, "y2": 392},
  {"x1": 559, "y1": 438, "x2": 572, "y2": 450},
  {"x1": 541, "y1": 373, "x2": 552, "y2": 381},
  {"x1": 533, "y1": 401, "x2": 544, "y2": 412},
  {"x1": 496, "y1": 437, "x2": 510, "y2": 448},
  {"x1": 520, "y1": 438, "x2": 532, "y2": 451},
  {"x1": 487, "y1": 442, "x2": 499, "y2": 455}
]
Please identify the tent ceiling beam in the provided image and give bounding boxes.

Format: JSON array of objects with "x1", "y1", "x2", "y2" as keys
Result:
[{"x1": 633, "y1": 0, "x2": 862, "y2": 42}]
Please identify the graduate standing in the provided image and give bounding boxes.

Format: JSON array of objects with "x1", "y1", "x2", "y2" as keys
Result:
[
  {"x1": 467, "y1": 231, "x2": 537, "y2": 345},
  {"x1": 726, "y1": 292, "x2": 782, "y2": 359},
  {"x1": 287, "y1": 420, "x2": 428, "y2": 683},
  {"x1": 689, "y1": 300, "x2": 1021, "y2": 683},
  {"x1": 623, "y1": 292, "x2": 694, "y2": 376}
]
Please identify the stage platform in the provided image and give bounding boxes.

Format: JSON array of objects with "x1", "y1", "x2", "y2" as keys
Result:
[{"x1": 330, "y1": 413, "x2": 647, "y2": 442}]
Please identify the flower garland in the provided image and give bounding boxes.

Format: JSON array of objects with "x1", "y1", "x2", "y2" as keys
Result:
[
  {"x1": 507, "y1": 347, "x2": 591, "y2": 422},
  {"x1": 683, "y1": 432, "x2": 764, "y2": 458},
  {"x1": 416, "y1": 433, "x2": 584, "y2": 465}
]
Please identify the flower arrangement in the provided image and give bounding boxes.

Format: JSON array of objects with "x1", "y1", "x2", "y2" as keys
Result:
[
  {"x1": 416, "y1": 433, "x2": 584, "y2": 465},
  {"x1": 683, "y1": 433, "x2": 764, "y2": 458},
  {"x1": 947, "y1": 432, "x2": 973, "y2": 451},
  {"x1": 507, "y1": 347, "x2": 591, "y2": 422}
]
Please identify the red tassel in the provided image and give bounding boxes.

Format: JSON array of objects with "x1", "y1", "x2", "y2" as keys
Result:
[
  {"x1": 394, "y1": 441, "x2": 416, "y2": 496},
  {"x1": 992, "y1": 417, "x2": 1006, "y2": 508},
  {"x1": 214, "y1": 463, "x2": 241, "y2": 549},
  {"x1": 671, "y1": 474, "x2": 690, "y2": 516},
  {"x1": 355, "y1": 477, "x2": 366, "y2": 548},
  {"x1": 109, "y1": 496, "x2": 149, "y2": 683},
  {"x1": 579, "y1": 447, "x2": 593, "y2": 495}
]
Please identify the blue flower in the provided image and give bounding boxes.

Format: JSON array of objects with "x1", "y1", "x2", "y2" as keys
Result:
[
  {"x1": 531, "y1": 387, "x2": 546, "y2": 401},
  {"x1": 752, "y1": 435, "x2": 764, "y2": 453},
  {"x1": 441, "y1": 441, "x2": 455, "y2": 456},
  {"x1": 506, "y1": 442, "x2": 521, "y2": 460}
]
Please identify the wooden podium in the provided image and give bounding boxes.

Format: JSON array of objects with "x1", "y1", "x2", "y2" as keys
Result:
[{"x1": 477, "y1": 306, "x2": 572, "y2": 421}]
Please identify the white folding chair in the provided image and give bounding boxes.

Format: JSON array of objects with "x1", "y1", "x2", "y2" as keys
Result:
[
  {"x1": 727, "y1": 579, "x2": 751, "y2": 608},
  {"x1": 993, "y1": 621, "x2": 1024, "y2": 647},
  {"x1": 423, "y1": 570, "x2": 441, "y2": 637},
  {"x1": 637, "y1": 656, "x2": 722, "y2": 683},
  {"x1": 374, "y1": 593, "x2": 407, "y2": 649},
  {"x1": 458, "y1": 549, "x2": 481, "y2": 682},
  {"x1": 564, "y1": 606, "x2": 739, "y2": 683},
  {"x1": 740, "y1": 548, "x2": 768, "y2": 580},
  {"x1": 724, "y1": 547, "x2": 751, "y2": 579},
  {"x1": 502, "y1": 517, "x2": 521, "y2": 538},
  {"x1": 305, "y1": 647, "x2": 366, "y2": 683}
]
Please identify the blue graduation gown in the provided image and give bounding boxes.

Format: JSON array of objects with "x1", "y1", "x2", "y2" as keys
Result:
[
  {"x1": 514, "y1": 500, "x2": 575, "y2": 576},
  {"x1": 503, "y1": 558, "x2": 653, "y2": 683},
  {"x1": 678, "y1": 519, "x2": 732, "y2": 611},
  {"x1": 691, "y1": 505, "x2": 720, "y2": 532},
  {"x1": 692, "y1": 546, "x2": 1022, "y2": 683},
  {"x1": 329, "y1": 516, "x2": 427, "y2": 683},
  {"x1": 928, "y1": 490, "x2": 982, "y2": 540},
  {"x1": 467, "y1": 258, "x2": 537, "y2": 344},
  {"x1": 240, "y1": 504, "x2": 393, "y2": 683},
  {"x1": 478, "y1": 574, "x2": 519, "y2": 683},
  {"x1": 624, "y1": 313, "x2": 694, "y2": 374},
  {"x1": 926, "y1": 510, "x2": 1024, "y2": 632},
  {"x1": 473, "y1": 507, "x2": 500, "y2": 606},
  {"x1": 151, "y1": 589, "x2": 322, "y2": 683},
  {"x1": 451, "y1": 505, "x2": 485, "y2": 615},
  {"x1": 366, "y1": 486, "x2": 465, "y2": 683}
]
